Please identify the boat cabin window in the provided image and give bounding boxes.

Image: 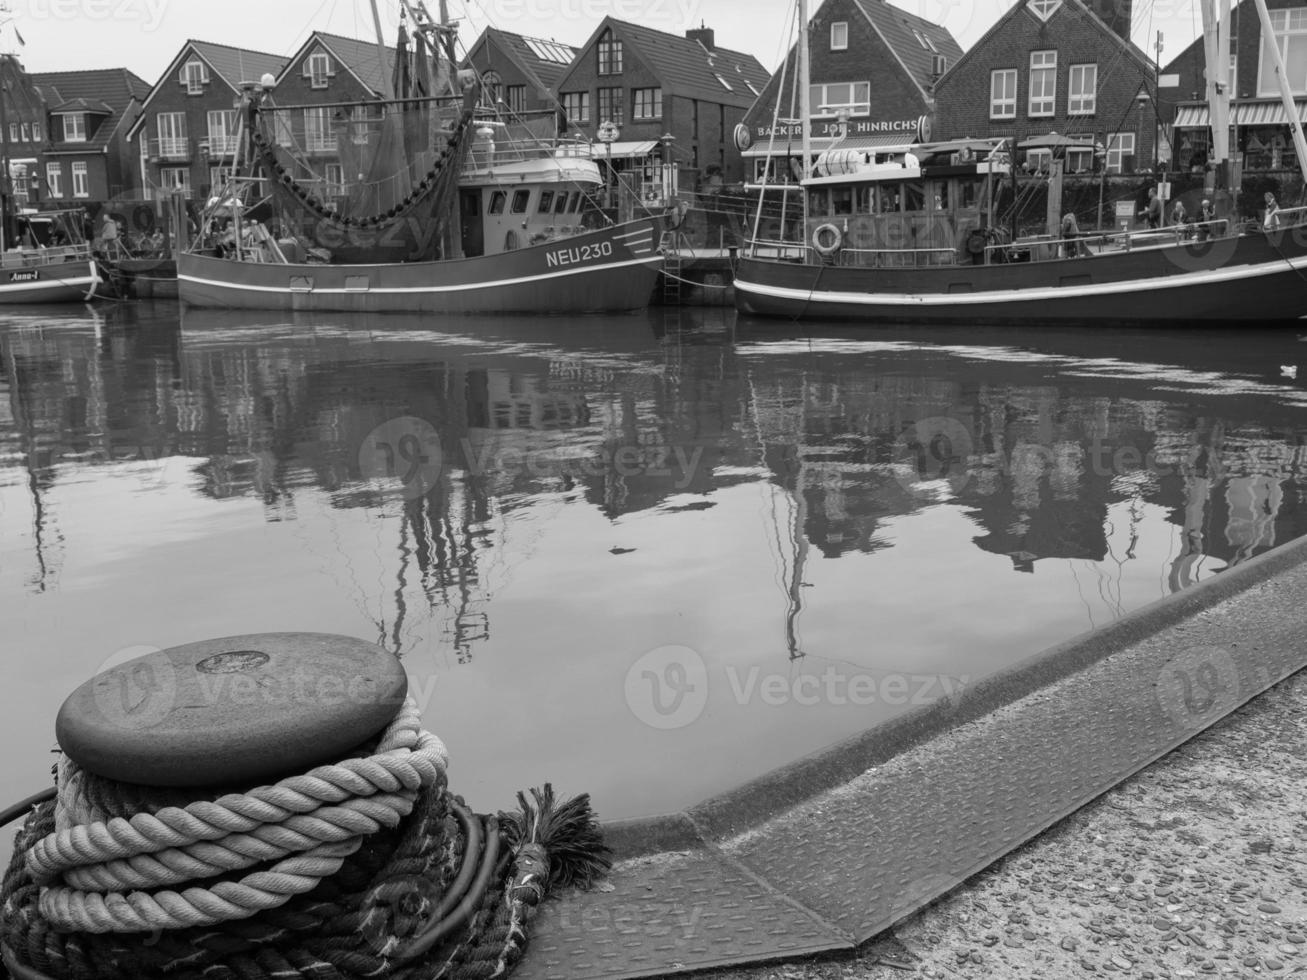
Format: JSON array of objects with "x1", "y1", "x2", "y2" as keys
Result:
[
  {"x1": 538, "y1": 191, "x2": 554, "y2": 213},
  {"x1": 569, "y1": 192, "x2": 583, "y2": 212},
  {"x1": 808, "y1": 188, "x2": 829, "y2": 216},
  {"x1": 856, "y1": 186, "x2": 876, "y2": 214},
  {"x1": 831, "y1": 186, "x2": 853, "y2": 216},
  {"x1": 930, "y1": 180, "x2": 948, "y2": 212},
  {"x1": 901, "y1": 181, "x2": 924, "y2": 212},
  {"x1": 960, "y1": 179, "x2": 978, "y2": 209},
  {"x1": 880, "y1": 186, "x2": 900, "y2": 213},
  {"x1": 511, "y1": 189, "x2": 530, "y2": 213},
  {"x1": 488, "y1": 190, "x2": 506, "y2": 215},
  {"x1": 555, "y1": 192, "x2": 570, "y2": 214}
]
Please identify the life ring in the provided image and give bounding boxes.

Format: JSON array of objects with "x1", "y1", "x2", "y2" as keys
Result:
[
  {"x1": 966, "y1": 229, "x2": 988, "y2": 256},
  {"x1": 131, "y1": 204, "x2": 155, "y2": 232},
  {"x1": 812, "y1": 223, "x2": 842, "y2": 256},
  {"x1": 958, "y1": 145, "x2": 974, "y2": 165}
]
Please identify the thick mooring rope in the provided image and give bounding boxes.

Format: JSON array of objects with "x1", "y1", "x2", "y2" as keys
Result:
[{"x1": 1, "y1": 700, "x2": 609, "y2": 980}]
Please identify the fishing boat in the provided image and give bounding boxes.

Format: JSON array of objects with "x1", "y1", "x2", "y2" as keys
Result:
[
  {"x1": 735, "y1": 0, "x2": 1307, "y2": 324},
  {"x1": 0, "y1": 209, "x2": 102, "y2": 304},
  {"x1": 178, "y1": 2, "x2": 666, "y2": 315}
]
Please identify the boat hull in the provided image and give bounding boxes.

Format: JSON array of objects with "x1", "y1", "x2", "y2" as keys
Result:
[
  {"x1": 179, "y1": 218, "x2": 664, "y2": 314},
  {"x1": 735, "y1": 229, "x2": 1307, "y2": 323},
  {"x1": 0, "y1": 255, "x2": 100, "y2": 304}
]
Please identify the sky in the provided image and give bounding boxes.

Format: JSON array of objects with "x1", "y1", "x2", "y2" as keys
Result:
[{"x1": 0, "y1": 0, "x2": 1209, "y2": 83}]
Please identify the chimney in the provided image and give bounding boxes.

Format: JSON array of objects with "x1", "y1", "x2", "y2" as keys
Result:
[
  {"x1": 687, "y1": 22, "x2": 715, "y2": 51},
  {"x1": 1086, "y1": 0, "x2": 1133, "y2": 44}
]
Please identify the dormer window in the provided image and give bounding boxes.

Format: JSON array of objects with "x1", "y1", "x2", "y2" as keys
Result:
[
  {"x1": 1028, "y1": 0, "x2": 1063, "y2": 21},
  {"x1": 597, "y1": 29, "x2": 623, "y2": 75},
  {"x1": 308, "y1": 51, "x2": 331, "y2": 89},
  {"x1": 32, "y1": 122, "x2": 40, "y2": 142},
  {"x1": 62, "y1": 114, "x2": 86, "y2": 142},
  {"x1": 181, "y1": 59, "x2": 209, "y2": 95},
  {"x1": 20, "y1": 123, "x2": 29, "y2": 142}
]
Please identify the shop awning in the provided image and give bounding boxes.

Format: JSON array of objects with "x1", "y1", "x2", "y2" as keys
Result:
[
  {"x1": 592, "y1": 139, "x2": 659, "y2": 159},
  {"x1": 1174, "y1": 100, "x2": 1307, "y2": 127},
  {"x1": 743, "y1": 132, "x2": 912, "y2": 157}
]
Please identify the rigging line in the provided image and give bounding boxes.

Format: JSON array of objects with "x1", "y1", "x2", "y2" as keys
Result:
[{"x1": 1069, "y1": 558, "x2": 1097, "y2": 631}]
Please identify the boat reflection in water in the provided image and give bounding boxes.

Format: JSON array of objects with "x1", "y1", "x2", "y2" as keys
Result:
[{"x1": 2, "y1": 303, "x2": 1306, "y2": 819}]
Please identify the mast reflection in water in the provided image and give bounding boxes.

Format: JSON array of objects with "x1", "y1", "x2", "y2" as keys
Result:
[{"x1": 2, "y1": 306, "x2": 1306, "y2": 820}]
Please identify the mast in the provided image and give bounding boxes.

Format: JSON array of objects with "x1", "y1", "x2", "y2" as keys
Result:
[
  {"x1": 0, "y1": 59, "x2": 11, "y2": 253},
  {"x1": 798, "y1": 0, "x2": 810, "y2": 219},
  {"x1": 1250, "y1": 0, "x2": 1307, "y2": 184},
  {"x1": 1200, "y1": 0, "x2": 1234, "y2": 214},
  {"x1": 369, "y1": 0, "x2": 397, "y2": 101}
]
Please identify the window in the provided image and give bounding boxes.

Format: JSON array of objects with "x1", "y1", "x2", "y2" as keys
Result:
[
  {"x1": 538, "y1": 190, "x2": 554, "y2": 213},
  {"x1": 308, "y1": 51, "x2": 331, "y2": 89},
  {"x1": 156, "y1": 112, "x2": 186, "y2": 157},
  {"x1": 1028, "y1": 0, "x2": 1063, "y2": 21},
  {"x1": 505, "y1": 85, "x2": 526, "y2": 114},
  {"x1": 272, "y1": 112, "x2": 293, "y2": 147},
  {"x1": 809, "y1": 81, "x2": 871, "y2": 117},
  {"x1": 20, "y1": 123, "x2": 28, "y2": 142},
  {"x1": 208, "y1": 165, "x2": 235, "y2": 193},
  {"x1": 63, "y1": 114, "x2": 86, "y2": 142},
  {"x1": 7, "y1": 123, "x2": 14, "y2": 142},
  {"x1": 598, "y1": 86, "x2": 624, "y2": 126},
  {"x1": 479, "y1": 71, "x2": 502, "y2": 107},
  {"x1": 1069, "y1": 63, "x2": 1097, "y2": 115},
  {"x1": 304, "y1": 107, "x2": 332, "y2": 152},
  {"x1": 1026, "y1": 148, "x2": 1052, "y2": 173},
  {"x1": 990, "y1": 69, "x2": 1017, "y2": 119},
  {"x1": 1028, "y1": 50, "x2": 1057, "y2": 117},
  {"x1": 1106, "y1": 132, "x2": 1135, "y2": 174},
  {"x1": 510, "y1": 189, "x2": 530, "y2": 213},
  {"x1": 562, "y1": 91, "x2": 589, "y2": 123},
  {"x1": 633, "y1": 87, "x2": 662, "y2": 120},
  {"x1": 555, "y1": 192, "x2": 570, "y2": 213},
  {"x1": 324, "y1": 163, "x2": 344, "y2": 197},
  {"x1": 181, "y1": 59, "x2": 207, "y2": 95},
  {"x1": 1230, "y1": 53, "x2": 1238, "y2": 93},
  {"x1": 911, "y1": 29, "x2": 938, "y2": 52},
  {"x1": 830, "y1": 21, "x2": 848, "y2": 51},
  {"x1": 488, "y1": 190, "x2": 506, "y2": 214},
  {"x1": 597, "y1": 29, "x2": 622, "y2": 75},
  {"x1": 1067, "y1": 134, "x2": 1095, "y2": 172},
  {"x1": 207, "y1": 110, "x2": 238, "y2": 156},
  {"x1": 45, "y1": 162, "x2": 61, "y2": 198},
  {"x1": 32, "y1": 122, "x2": 40, "y2": 142},
  {"x1": 1259, "y1": 8, "x2": 1307, "y2": 96},
  {"x1": 160, "y1": 166, "x2": 191, "y2": 193},
  {"x1": 71, "y1": 161, "x2": 88, "y2": 198}
]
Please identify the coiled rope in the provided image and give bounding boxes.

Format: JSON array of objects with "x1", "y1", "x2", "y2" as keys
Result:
[{"x1": 1, "y1": 698, "x2": 608, "y2": 980}]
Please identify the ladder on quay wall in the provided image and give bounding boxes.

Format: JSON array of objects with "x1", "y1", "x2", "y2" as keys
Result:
[{"x1": 659, "y1": 230, "x2": 687, "y2": 305}]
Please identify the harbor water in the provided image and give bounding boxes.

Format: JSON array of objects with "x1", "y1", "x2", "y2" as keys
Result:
[{"x1": 3, "y1": 302, "x2": 1307, "y2": 821}]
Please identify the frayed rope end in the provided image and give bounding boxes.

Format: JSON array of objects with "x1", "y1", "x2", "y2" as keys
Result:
[{"x1": 502, "y1": 783, "x2": 611, "y2": 891}]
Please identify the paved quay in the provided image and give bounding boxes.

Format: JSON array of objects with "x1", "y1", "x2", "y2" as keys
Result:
[{"x1": 515, "y1": 535, "x2": 1307, "y2": 980}]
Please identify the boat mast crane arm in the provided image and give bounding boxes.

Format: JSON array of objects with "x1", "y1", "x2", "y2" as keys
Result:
[{"x1": 1200, "y1": 0, "x2": 1234, "y2": 211}]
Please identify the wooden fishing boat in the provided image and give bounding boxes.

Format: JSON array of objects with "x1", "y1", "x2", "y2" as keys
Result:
[
  {"x1": 735, "y1": 0, "x2": 1307, "y2": 324},
  {"x1": 179, "y1": 2, "x2": 665, "y2": 315}
]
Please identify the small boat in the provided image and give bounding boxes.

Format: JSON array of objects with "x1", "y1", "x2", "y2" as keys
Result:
[
  {"x1": 735, "y1": 0, "x2": 1307, "y2": 325},
  {"x1": 0, "y1": 210, "x2": 102, "y2": 305},
  {"x1": 178, "y1": 3, "x2": 666, "y2": 315}
]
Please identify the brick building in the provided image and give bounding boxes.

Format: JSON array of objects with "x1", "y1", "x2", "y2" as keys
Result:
[
  {"x1": 552, "y1": 17, "x2": 769, "y2": 192},
  {"x1": 32, "y1": 69, "x2": 149, "y2": 205},
  {"x1": 934, "y1": 0, "x2": 1160, "y2": 174},
  {"x1": 462, "y1": 28, "x2": 576, "y2": 118},
  {"x1": 0, "y1": 56, "x2": 51, "y2": 209},
  {"x1": 1162, "y1": 0, "x2": 1307, "y2": 175},
  {"x1": 126, "y1": 40, "x2": 286, "y2": 200},
  {"x1": 739, "y1": 0, "x2": 961, "y2": 183}
]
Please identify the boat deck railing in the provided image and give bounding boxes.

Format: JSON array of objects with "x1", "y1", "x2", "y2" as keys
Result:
[{"x1": 0, "y1": 243, "x2": 92, "y2": 268}]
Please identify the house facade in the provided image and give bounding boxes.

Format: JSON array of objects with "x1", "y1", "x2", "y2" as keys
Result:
[
  {"x1": 0, "y1": 56, "x2": 51, "y2": 209},
  {"x1": 32, "y1": 69, "x2": 150, "y2": 206},
  {"x1": 1162, "y1": 0, "x2": 1307, "y2": 175},
  {"x1": 934, "y1": 0, "x2": 1160, "y2": 174},
  {"x1": 739, "y1": 0, "x2": 962, "y2": 183},
  {"x1": 126, "y1": 40, "x2": 286, "y2": 201},
  {"x1": 552, "y1": 17, "x2": 770, "y2": 193},
  {"x1": 462, "y1": 28, "x2": 576, "y2": 118}
]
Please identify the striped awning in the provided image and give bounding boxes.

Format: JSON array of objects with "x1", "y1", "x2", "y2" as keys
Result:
[{"x1": 1174, "y1": 100, "x2": 1307, "y2": 127}]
